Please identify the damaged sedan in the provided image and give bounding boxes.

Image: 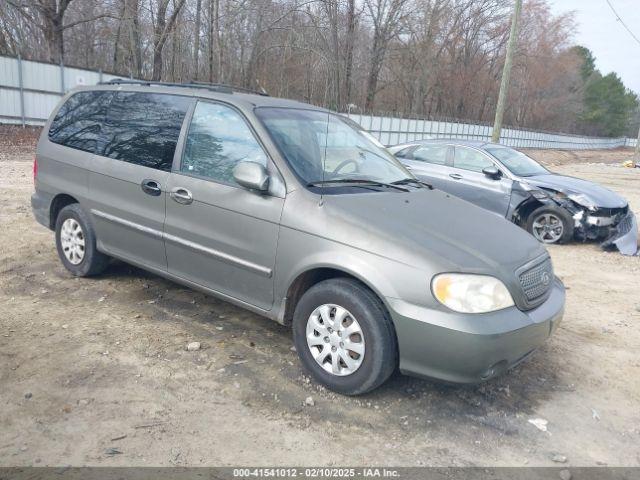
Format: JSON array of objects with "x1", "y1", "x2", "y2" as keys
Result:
[{"x1": 392, "y1": 140, "x2": 638, "y2": 255}]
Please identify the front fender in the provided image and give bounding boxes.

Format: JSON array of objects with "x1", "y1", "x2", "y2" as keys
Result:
[{"x1": 273, "y1": 226, "x2": 436, "y2": 323}]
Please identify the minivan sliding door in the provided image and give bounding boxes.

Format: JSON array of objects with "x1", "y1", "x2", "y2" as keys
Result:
[{"x1": 87, "y1": 92, "x2": 192, "y2": 271}]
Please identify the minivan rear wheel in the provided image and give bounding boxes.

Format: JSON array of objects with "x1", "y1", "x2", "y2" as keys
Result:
[
  {"x1": 55, "y1": 204, "x2": 110, "y2": 276},
  {"x1": 526, "y1": 206, "x2": 574, "y2": 244},
  {"x1": 292, "y1": 278, "x2": 397, "y2": 395}
]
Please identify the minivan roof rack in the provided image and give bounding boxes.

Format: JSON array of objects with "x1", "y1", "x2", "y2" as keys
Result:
[{"x1": 99, "y1": 78, "x2": 269, "y2": 96}]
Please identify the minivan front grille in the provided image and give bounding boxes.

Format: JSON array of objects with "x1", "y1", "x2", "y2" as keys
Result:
[{"x1": 518, "y1": 257, "x2": 553, "y2": 304}]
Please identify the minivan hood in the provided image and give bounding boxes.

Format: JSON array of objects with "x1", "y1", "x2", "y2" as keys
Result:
[
  {"x1": 523, "y1": 173, "x2": 627, "y2": 209},
  {"x1": 318, "y1": 188, "x2": 546, "y2": 275}
]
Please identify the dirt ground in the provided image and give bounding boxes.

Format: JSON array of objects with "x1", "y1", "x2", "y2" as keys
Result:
[{"x1": 1, "y1": 130, "x2": 639, "y2": 467}]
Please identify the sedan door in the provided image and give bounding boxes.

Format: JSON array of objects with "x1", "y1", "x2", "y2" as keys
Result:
[
  {"x1": 400, "y1": 144, "x2": 455, "y2": 191},
  {"x1": 448, "y1": 146, "x2": 513, "y2": 216},
  {"x1": 163, "y1": 100, "x2": 284, "y2": 311}
]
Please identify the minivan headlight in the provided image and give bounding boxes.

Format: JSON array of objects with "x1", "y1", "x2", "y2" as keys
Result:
[{"x1": 431, "y1": 274, "x2": 514, "y2": 313}]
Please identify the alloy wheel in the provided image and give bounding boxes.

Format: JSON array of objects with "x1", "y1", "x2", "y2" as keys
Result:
[{"x1": 532, "y1": 213, "x2": 564, "y2": 243}]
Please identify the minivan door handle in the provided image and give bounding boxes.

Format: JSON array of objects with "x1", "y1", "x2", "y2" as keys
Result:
[
  {"x1": 449, "y1": 173, "x2": 463, "y2": 180},
  {"x1": 141, "y1": 179, "x2": 162, "y2": 196},
  {"x1": 170, "y1": 187, "x2": 193, "y2": 205}
]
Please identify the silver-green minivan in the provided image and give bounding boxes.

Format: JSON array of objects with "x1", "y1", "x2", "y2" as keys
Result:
[{"x1": 32, "y1": 80, "x2": 565, "y2": 395}]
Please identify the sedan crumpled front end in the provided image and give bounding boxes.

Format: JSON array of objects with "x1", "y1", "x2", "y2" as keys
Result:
[
  {"x1": 554, "y1": 195, "x2": 638, "y2": 256},
  {"x1": 599, "y1": 209, "x2": 638, "y2": 255},
  {"x1": 513, "y1": 173, "x2": 639, "y2": 256}
]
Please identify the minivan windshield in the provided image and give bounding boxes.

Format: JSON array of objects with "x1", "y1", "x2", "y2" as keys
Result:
[
  {"x1": 255, "y1": 108, "x2": 412, "y2": 187},
  {"x1": 485, "y1": 146, "x2": 549, "y2": 177}
]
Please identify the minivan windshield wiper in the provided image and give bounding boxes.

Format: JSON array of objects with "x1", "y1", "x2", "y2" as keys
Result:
[
  {"x1": 307, "y1": 178, "x2": 410, "y2": 192},
  {"x1": 390, "y1": 178, "x2": 434, "y2": 189}
]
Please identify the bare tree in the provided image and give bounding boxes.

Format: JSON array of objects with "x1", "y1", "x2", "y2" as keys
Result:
[
  {"x1": 193, "y1": 0, "x2": 202, "y2": 79},
  {"x1": 151, "y1": 0, "x2": 187, "y2": 80},
  {"x1": 0, "y1": 0, "x2": 618, "y2": 135},
  {"x1": 6, "y1": 0, "x2": 117, "y2": 63}
]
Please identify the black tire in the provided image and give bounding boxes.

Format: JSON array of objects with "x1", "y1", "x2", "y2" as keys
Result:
[
  {"x1": 292, "y1": 278, "x2": 398, "y2": 395},
  {"x1": 55, "y1": 203, "x2": 110, "y2": 276},
  {"x1": 526, "y1": 205, "x2": 574, "y2": 244}
]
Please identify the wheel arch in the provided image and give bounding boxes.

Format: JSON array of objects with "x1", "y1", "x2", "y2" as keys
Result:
[
  {"x1": 511, "y1": 197, "x2": 546, "y2": 227},
  {"x1": 278, "y1": 264, "x2": 391, "y2": 326},
  {"x1": 49, "y1": 193, "x2": 79, "y2": 229}
]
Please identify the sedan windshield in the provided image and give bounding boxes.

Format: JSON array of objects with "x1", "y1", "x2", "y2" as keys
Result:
[
  {"x1": 485, "y1": 146, "x2": 548, "y2": 177},
  {"x1": 255, "y1": 107, "x2": 411, "y2": 186}
]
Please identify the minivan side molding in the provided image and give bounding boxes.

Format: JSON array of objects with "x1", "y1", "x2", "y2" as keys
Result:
[
  {"x1": 91, "y1": 209, "x2": 273, "y2": 278},
  {"x1": 91, "y1": 209, "x2": 164, "y2": 239}
]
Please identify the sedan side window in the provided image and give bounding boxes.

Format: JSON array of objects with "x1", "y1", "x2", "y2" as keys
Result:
[
  {"x1": 453, "y1": 147, "x2": 494, "y2": 173},
  {"x1": 181, "y1": 102, "x2": 268, "y2": 185},
  {"x1": 412, "y1": 145, "x2": 448, "y2": 165},
  {"x1": 394, "y1": 146, "x2": 414, "y2": 158}
]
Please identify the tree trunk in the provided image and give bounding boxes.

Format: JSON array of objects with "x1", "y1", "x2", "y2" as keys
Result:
[
  {"x1": 43, "y1": 14, "x2": 64, "y2": 63},
  {"x1": 344, "y1": 0, "x2": 356, "y2": 106},
  {"x1": 365, "y1": 36, "x2": 384, "y2": 111},
  {"x1": 112, "y1": 0, "x2": 126, "y2": 71},
  {"x1": 326, "y1": 0, "x2": 341, "y2": 109},
  {"x1": 208, "y1": 0, "x2": 214, "y2": 82},
  {"x1": 193, "y1": 0, "x2": 202, "y2": 80},
  {"x1": 214, "y1": 0, "x2": 221, "y2": 82},
  {"x1": 152, "y1": 0, "x2": 169, "y2": 81},
  {"x1": 127, "y1": 0, "x2": 142, "y2": 77},
  {"x1": 151, "y1": 0, "x2": 186, "y2": 81}
]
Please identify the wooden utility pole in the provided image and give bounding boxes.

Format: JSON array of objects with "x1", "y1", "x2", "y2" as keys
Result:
[{"x1": 492, "y1": 0, "x2": 522, "y2": 143}]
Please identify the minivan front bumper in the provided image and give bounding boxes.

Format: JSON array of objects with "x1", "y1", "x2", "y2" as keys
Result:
[{"x1": 387, "y1": 278, "x2": 565, "y2": 383}]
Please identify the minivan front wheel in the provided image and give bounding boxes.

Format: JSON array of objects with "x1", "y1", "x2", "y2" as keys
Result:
[
  {"x1": 55, "y1": 204, "x2": 110, "y2": 276},
  {"x1": 526, "y1": 206, "x2": 574, "y2": 244},
  {"x1": 292, "y1": 278, "x2": 397, "y2": 395}
]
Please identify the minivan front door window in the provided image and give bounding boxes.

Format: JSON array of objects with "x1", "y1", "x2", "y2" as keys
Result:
[{"x1": 181, "y1": 101, "x2": 269, "y2": 185}]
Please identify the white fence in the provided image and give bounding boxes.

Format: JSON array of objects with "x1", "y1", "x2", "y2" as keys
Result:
[
  {"x1": 0, "y1": 54, "x2": 637, "y2": 150},
  {"x1": 345, "y1": 113, "x2": 637, "y2": 150},
  {"x1": 0, "y1": 55, "x2": 128, "y2": 126}
]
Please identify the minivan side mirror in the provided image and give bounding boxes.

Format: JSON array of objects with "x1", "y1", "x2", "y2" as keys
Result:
[
  {"x1": 482, "y1": 166, "x2": 502, "y2": 180},
  {"x1": 233, "y1": 161, "x2": 270, "y2": 192}
]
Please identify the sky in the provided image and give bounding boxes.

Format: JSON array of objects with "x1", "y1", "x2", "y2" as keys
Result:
[{"x1": 548, "y1": 0, "x2": 640, "y2": 95}]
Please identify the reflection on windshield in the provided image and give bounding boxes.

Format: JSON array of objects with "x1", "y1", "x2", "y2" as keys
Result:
[
  {"x1": 485, "y1": 146, "x2": 548, "y2": 177},
  {"x1": 255, "y1": 108, "x2": 411, "y2": 186}
]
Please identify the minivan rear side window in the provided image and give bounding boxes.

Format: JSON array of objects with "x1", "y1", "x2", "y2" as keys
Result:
[
  {"x1": 102, "y1": 92, "x2": 191, "y2": 171},
  {"x1": 48, "y1": 91, "x2": 113, "y2": 154}
]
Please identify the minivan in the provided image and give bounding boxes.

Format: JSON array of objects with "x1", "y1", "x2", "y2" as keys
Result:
[{"x1": 32, "y1": 80, "x2": 565, "y2": 395}]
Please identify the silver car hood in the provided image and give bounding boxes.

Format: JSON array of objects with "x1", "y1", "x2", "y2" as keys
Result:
[
  {"x1": 316, "y1": 188, "x2": 547, "y2": 274},
  {"x1": 523, "y1": 173, "x2": 627, "y2": 209}
]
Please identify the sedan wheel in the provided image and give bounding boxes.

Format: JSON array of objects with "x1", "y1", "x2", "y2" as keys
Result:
[{"x1": 531, "y1": 213, "x2": 564, "y2": 243}]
